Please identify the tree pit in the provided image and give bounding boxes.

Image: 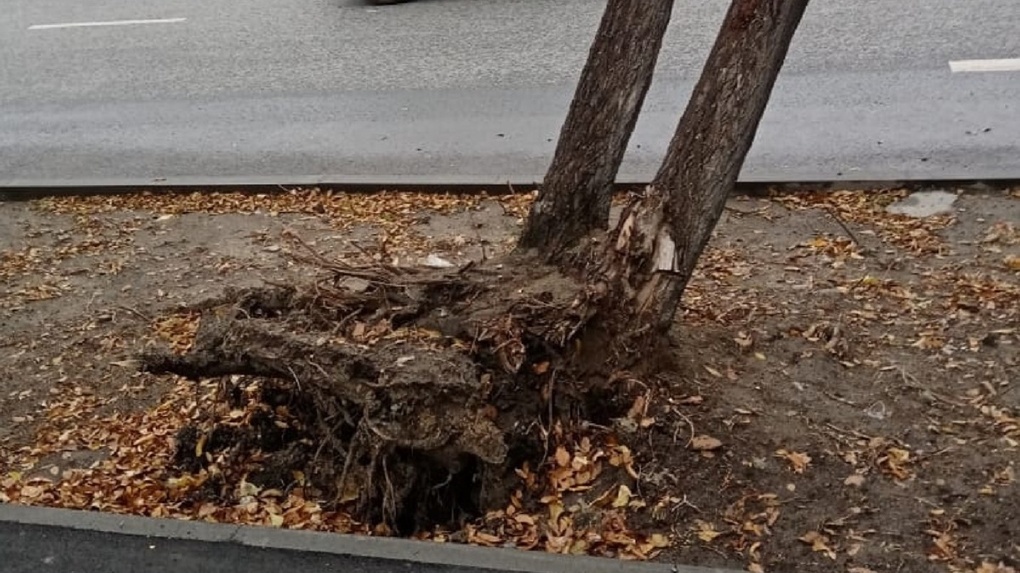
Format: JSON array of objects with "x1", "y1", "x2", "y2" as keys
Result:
[{"x1": 142, "y1": 244, "x2": 645, "y2": 534}]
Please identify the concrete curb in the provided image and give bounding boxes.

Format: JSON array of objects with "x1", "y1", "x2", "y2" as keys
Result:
[
  {"x1": 0, "y1": 505, "x2": 738, "y2": 573},
  {"x1": 0, "y1": 175, "x2": 1013, "y2": 202}
]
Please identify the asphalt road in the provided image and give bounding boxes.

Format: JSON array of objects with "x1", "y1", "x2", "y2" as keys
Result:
[
  {"x1": 2, "y1": 522, "x2": 479, "y2": 573},
  {"x1": 1, "y1": 0, "x2": 1018, "y2": 185},
  {"x1": 0, "y1": 506, "x2": 702, "y2": 573}
]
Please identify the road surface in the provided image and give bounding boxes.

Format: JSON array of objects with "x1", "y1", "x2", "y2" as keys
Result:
[
  {"x1": 1, "y1": 0, "x2": 1018, "y2": 185},
  {"x1": 2, "y1": 522, "x2": 482, "y2": 573},
  {"x1": 0, "y1": 506, "x2": 703, "y2": 573}
]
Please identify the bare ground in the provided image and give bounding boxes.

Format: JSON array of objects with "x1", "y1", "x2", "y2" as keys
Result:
[{"x1": 0, "y1": 187, "x2": 1017, "y2": 573}]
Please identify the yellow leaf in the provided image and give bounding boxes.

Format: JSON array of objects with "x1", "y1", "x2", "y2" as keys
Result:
[
  {"x1": 269, "y1": 514, "x2": 284, "y2": 527},
  {"x1": 568, "y1": 538, "x2": 590, "y2": 555},
  {"x1": 20, "y1": 484, "x2": 46, "y2": 499},
  {"x1": 694, "y1": 520, "x2": 723, "y2": 543},
  {"x1": 548, "y1": 501, "x2": 565, "y2": 525},
  {"x1": 647, "y1": 533, "x2": 670, "y2": 548},
  {"x1": 612, "y1": 485, "x2": 632, "y2": 508},
  {"x1": 237, "y1": 480, "x2": 260, "y2": 498},
  {"x1": 1004, "y1": 255, "x2": 1020, "y2": 271},
  {"x1": 338, "y1": 480, "x2": 360, "y2": 504},
  {"x1": 195, "y1": 432, "x2": 207, "y2": 458}
]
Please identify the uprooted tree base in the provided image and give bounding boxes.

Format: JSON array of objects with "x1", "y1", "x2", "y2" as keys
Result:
[{"x1": 140, "y1": 229, "x2": 665, "y2": 533}]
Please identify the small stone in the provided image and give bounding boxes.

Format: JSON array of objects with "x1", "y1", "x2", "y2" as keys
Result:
[{"x1": 885, "y1": 190, "x2": 957, "y2": 218}]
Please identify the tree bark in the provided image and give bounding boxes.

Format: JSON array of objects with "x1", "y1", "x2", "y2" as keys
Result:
[
  {"x1": 599, "y1": 0, "x2": 809, "y2": 337},
  {"x1": 517, "y1": 0, "x2": 674, "y2": 259}
]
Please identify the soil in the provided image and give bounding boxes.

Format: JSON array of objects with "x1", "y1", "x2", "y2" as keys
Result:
[{"x1": 1, "y1": 187, "x2": 1017, "y2": 573}]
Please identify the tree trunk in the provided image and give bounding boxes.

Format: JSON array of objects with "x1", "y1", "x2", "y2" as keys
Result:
[
  {"x1": 517, "y1": 0, "x2": 673, "y2": 259},
  {"x1": 599, "y1": 0, "x2": 809, "y2": 338}
]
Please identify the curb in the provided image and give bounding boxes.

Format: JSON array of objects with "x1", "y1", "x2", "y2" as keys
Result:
[
  {"x1": 0, "y1": 505, "x2": 737, "y2": 573},
  {"x1": 0, "y1": 175, "x2": 1015, "y2": 202}
]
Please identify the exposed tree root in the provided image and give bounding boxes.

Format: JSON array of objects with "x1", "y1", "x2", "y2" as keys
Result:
[
  {"x1": 139, "y1": 247, "x2": 603, "y2": 529},
  {"x1": 138, "y1": 204, "x2": 676, "y2": 531}
]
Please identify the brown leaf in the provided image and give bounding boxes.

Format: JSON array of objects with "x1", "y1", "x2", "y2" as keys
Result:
[
  {"x1": 694, "y1": 520, "x2": 723, "y2": 543},
  {"x1": 879, "y1": 447, "x2": 913, "y2": 481},
  {"x1": 626, "y1": 394, "x2": 647, "y2": 421},
  {"x1": 554, "y1": 446, "x2": 571, "y2": 468},
  {"x1": 928, "y1": 531, "x2": 958, "y2": 561},
  {"x1": 975, "y1": 562, "x2": 1018, "y2": 573},
  {"x1": 776, "y1": 449, "x2": 812, "y2": 473},
  {"x1": 734, "y1": 332, "x2": 754, "y2": 350},
  {"x1": 798, "y1": 530, "x2": 836, "y2": 559},
  {"x1": 844, "y1": 473, "x2": 866, "y2": 487},
  {"x1": 690, "y1": 435, "x2": 723, "y2": 451}
]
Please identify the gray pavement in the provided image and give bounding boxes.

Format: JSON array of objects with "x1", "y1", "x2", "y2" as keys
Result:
[
  {"x1": 0, "y1": 505, "x2": 729, "y2": 573},
  {"x1": 1, "y1": 0, "x2": 1019, "y2": 185}
]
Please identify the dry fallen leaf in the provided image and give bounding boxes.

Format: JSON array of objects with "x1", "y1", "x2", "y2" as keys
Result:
[
  {"x1": 554, "y1": 446, "x2": 571, "y2": 468},
  {"x1": 975, "y1": 562, "x2": 1018, "y2": 573},
  {"x1": 694, "y1": 520, "x2": 723, "y2": 543},
  {"x1": 798, "y1": 530, "x2": 836, "y2": 560},
  {"x1": 928, "y1": 531, "x2": 958, "y2": 561},
  {"x1": 844, "y1": 473, "x2": 866, "y2": 487},
  {"x1": 626, "y1": 394, "x2": 647, "y2": 421},
  {"x1": 690, "y1": 435, "x2": 723, "y2": 451},
  {"x1": 878, "y1": 447, "x2": 914, "y2": 481},
  {"x1": 612, "y1": 485, "x2": 633, "y2": 508},
  {"x1": 646, "y1": 533, "x2": 670, "y2": 548},
  {"x1": 776, "y1": 449, "x2": 812, "y2": 473}
]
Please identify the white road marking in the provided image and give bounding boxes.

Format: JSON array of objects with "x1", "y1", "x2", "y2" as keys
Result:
[
  {"x1": 28, "y1": 18, "x2": 186, "y2": 31},
  {"x1": 949, "y1": 58, "x2": 1020, "y2": 73}
]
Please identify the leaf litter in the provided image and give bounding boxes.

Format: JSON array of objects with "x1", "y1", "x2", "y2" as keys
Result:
[{"x1": 1, "y1": 185, "x2": 1019, "y2": 572}]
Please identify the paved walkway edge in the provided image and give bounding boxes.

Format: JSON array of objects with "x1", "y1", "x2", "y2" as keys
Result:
[
  {"x1": 0, "y1": 176, "x2": 1014, "y2": 202},
  {"x1": 0, "y1": 504, "x2": 738, "y2": 573}
]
